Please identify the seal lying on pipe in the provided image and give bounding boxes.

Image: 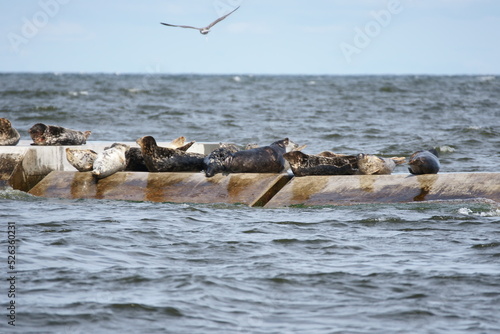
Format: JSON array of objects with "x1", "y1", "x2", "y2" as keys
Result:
[
  {"x1": 136, "y1": 136, "x2": 205, "y2": 172},
  {"x1": 29, "y1": 123, "x2": 91, "y2": 145},
  {"x1": 283, "y1": 151, "x2": 358, "y2": 176},
  {"x1": 92, "y1": 143, "x2": 130, "y2": 179},
  {"x1": 356, "y1": 154, "x2": 406, "y2": 175},
  {"x1": 0, "y1": 118, "x2": 20, "y2": 146},
  {"x1": 408, "y1": 149, "x2": 440, "y2": 174},
  {"x1": 204, "y1": 138, "x2": 299, "y2": 177}
]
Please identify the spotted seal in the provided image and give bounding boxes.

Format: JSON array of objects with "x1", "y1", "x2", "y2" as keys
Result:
[
  {"x1": 92, "y1": 143, "x2": 130, "y2": 179},
  {"x1": 283, "y1": 151, "x2": 358, "y2": 176},
  {"x1": 136, "y1": 136, "x2": 205, "y2": 172},
  {"x1": 125, "y1": 136, "x2": 187, "y2": 172},
  {"x1": 408, "y1": 149, "x2": 440, "y2": 175},
  {"x1": 65, "y1": 148, "x2": 98, "y2": 172},
  {"x1": 0, "y1": 118, "x2": 21, "y2": 146},
  {"x1": 29, "y1": 123, "x2": 91, "y2": 145},
  {"x1": 356, "y1": 154, "x2": 406, "y2": 175}
]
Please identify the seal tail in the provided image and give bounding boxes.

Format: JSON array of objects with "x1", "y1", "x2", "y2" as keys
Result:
[
  {"x1": 177, "y1": 141, "x2": 195, "y2": 152},
  {"x1": 84, "y1": 131, "x2": 92, "y2": 139}
]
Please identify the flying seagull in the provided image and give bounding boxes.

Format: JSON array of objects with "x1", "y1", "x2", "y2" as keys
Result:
[{"x1": 161, "y1": 6, "x2": 240, "y2": 35}]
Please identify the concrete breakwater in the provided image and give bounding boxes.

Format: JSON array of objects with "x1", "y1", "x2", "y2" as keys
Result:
[{"x1": 2, "y1": 141, "x2": 499, "y2": 207}]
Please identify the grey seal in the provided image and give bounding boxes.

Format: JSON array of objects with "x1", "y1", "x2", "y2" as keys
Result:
[
  {"x1": 29, "y1": 123, "x2": 91, "y2": 145},
  {"x1": 92, "y1": 143, "x2": 130, "y2": 179},
  {"x1": 136, "y1": 136, "x2": 205, "y2": 172},
  {"x1": 408, "y1": 149, "x2": 440, "y2": 175},
  {"x1": 356, "y1": 154, "x2": 406, "y2": 175},
  {"x1": 204, "y1": 143, "x2": 241, "y2": 177},
  {"x1": 204, "y1": 138, "x2": 299, "y2": 177},
  {"x1": 283, "y1": 151, "x2": 358, "y2": 176},
  {"x1": 0, "y1": 118, "x2": 20, "y2": 146}
]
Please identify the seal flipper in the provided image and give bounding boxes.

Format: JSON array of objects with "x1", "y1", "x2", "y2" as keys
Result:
[{"x1": 177, "y1": 141, "x2": 195, "y2": 152}]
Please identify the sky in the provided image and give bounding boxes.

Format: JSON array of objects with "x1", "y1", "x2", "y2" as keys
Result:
[{"x1": 1, "y1": 0, "x2": 499, "y2": 75}]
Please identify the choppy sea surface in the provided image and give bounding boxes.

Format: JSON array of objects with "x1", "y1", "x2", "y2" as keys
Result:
[{"x1": 1, "y1": 73, "x2": 500, "y2": 333}]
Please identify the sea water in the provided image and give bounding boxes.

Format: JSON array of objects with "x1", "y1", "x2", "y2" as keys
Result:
[{"x1": 1, "y1": 73, "x2": 499, "y2": 333}]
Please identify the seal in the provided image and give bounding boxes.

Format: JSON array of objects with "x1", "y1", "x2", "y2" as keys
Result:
[
  {"x1": 408, "y1": 149, "x2": 440, "y2": 175},
  {"x1": 0, "y1": 118, "x2": 20, "y2": 146},
  {"x1": 283, "y1": 151, "x2": 358, "y2": 176},
  {"x1": 204, "y1": 143, "x2": 241, "y2": 177},
  {"x1": 29, "y1": 123, "x2": 91, "y2": 145},
  {"x1": 125, "y1": 136, "x2": 187, "y2": 172},
  {"x1": 136, "y1": 136, "x2": 205, "y2": 172},
  {"x1": 204, "y1": 138, "x2": 299, "y2": 177},
  {"x1": 65, "y1": 148, "x2": 98, "y2": 172},
  {"x1": 92, "y1": 143, "x2": 130, "y2": 179},
  {"x1": 356, "y1": 154, "x2": 406, "y2": 175}
]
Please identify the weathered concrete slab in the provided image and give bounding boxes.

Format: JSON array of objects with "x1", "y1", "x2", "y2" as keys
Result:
[
  {"x1": 0, "y1": 140, "x2": 221, "y2": 191},
  {"x1": 28, "y1": 171, "x2": 292, "y2": 207},
  {"x1": 264, "y1": 173, "x2": 500, "y2": 207}
]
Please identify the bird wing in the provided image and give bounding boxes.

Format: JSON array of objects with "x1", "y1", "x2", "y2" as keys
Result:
[
  {"x1": 160, "y1": 23, "x2": 201, "y2": 30},
  {"x1": 206, "y1": 6, "x2": 240, "y2": 29}
]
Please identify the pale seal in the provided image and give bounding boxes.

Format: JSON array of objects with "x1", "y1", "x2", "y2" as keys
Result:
[
  {"x1": 29, "y1": 123, "x2": 91, "y2": 145},
  {"x1": 0, "y1": 118, "x2": 21, "y2": 146},
  {"x1": 283, "y1": 151, "x2": 358, "y2": 176},
  {"x1": 204, "y1": 138, "x2": 299, "y2": 177},
  {"x1": 136, "y1": 136, "x2": 205, "y2": 172},
  {"x1": 408, "y1": 149, "x2": 440, "y2": 175},
  {"x1": 65, "y1": 148, "x2": 98, "y2": 172},
  {"x1": 356, "y1": 154, "x2": 406, "y2": 175},
  {"x1": 92, "y1": 143, "x2": 130, "y2": 179}
]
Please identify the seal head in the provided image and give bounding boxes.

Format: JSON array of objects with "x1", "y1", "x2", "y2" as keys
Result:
[
  {"x1": 0, "y1": 118, "x2": 20, "y2": 146},
  {"x1": 408, "y1": 149, "x2": 440, "y2": 175}
]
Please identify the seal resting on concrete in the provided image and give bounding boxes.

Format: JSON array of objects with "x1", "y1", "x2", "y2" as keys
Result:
[
  {"x1": 283, "y1": 151, "x2": 358, "y2": 176},
  {"x1": 408, "y1": 149, "x2": 440, "y2": 175},
  {"x1": 136, "y1": 136, "x2": 205, "y2": 172},
  {"x1": 92, "y1": 143, "x2": 130, "y2": 179},
  {"x1": 356, "y1": 154, "x2": 406, "y2": 175},
  {"x1": 29, "y1": 123, "x2": 91, "y2": 145},
  {"x1": 0, "y1": 118, "x2": 21, "y2": 146},
  {"x1": 65, "y1": 148, "x2": 98, "y2": 172},
  {"x1": 204, "y1": 143, "x2": 241, "y2": 177},
  {"x1": 204, "y1": 138, "x2": 299, "y2": 177},
  {"x1": 125, "y1": 136, "x2": 187, "y2": 172}
]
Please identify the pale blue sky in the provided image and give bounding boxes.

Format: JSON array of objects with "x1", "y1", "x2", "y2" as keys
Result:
[{"x1": 1, "y1": 0, "x2": 499, "y2": 74}]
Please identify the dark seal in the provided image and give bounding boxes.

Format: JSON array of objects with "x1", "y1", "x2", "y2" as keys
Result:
[
  {"x1": 204, "y1": 138, "x2": 298, "y2": 177},
  {"x1": 283, "y1": 151, "x2": 358, "y2": 176},
  {"x1": 29, "y1": 123, "x2": 91, "y2": 145},
  {"x1": 408, "y1": 149, "x2": 440, "y2": 175},
  {"x1": 0, "y1": 118, "x2": 21, "y2": 146},
  {"x1": 203, "y1": 143, "x2": 241, "y2": 177},
  {"x1": 136, "y1": 136, "x2": 205, "y2": 172}
]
